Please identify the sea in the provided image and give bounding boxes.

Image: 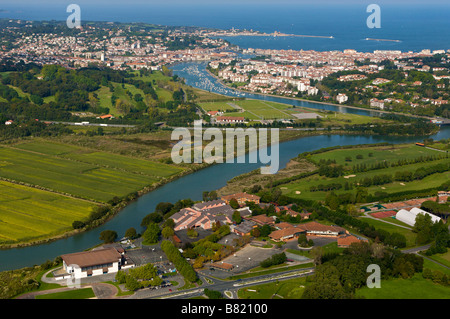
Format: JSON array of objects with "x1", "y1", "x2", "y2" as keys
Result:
[{"x1": 1, "y1": 1, "x2": 450, "y2": 52}]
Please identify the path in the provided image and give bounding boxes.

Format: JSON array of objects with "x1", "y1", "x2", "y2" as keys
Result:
[{"x1": 362, "y1": 211, "x2": 413, "y2": 230}]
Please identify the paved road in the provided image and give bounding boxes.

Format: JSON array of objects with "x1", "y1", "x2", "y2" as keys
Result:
[
  {"x1": 136, "y1": 266, "x2": 315, "y2": 299},
  {"x1": 46, "y1": 121, "x2": 136, "y2": 128},
  {"x1": 362, "y1": 212, "x2": 413, "y2": 230}
]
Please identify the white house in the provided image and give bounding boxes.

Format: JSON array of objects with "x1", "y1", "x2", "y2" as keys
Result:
[{"x1": 336, "y1": 93, "x2": 348, "y2": 104}]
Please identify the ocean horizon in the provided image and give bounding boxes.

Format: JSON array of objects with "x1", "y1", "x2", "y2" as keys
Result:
[{"x1": 0, "y1": 2, "x2": 449, "y2": 52}]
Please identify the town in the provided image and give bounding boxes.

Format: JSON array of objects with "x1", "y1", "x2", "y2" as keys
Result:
[{"x1": 0, "y1": 17, "x2": 449, "y2": 301}]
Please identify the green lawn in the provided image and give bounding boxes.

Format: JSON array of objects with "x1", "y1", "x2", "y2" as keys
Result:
[
  {"x1": 422, "y1": 250, "x2": 450, "y2": 269},
  {"x1": 309, "y1": 143, "x2": 444, "y2": 167},
  {"x1": 35, "y1": 287, "x2": 96, "y2": 299},
  {"x1": 237, "y1": 277, "x2": 308, "y2": 299},
  {"x1": 356, "y1": 273, "x2": 450, "y2": 299},
  {"x1": 199, "y1": 99, "x2": 297, "y2": 120},
  {"x1": 358, "y1": 217, "x2": 416, "y2": 247},
  {"x1": 282, "y1": 156, "x2": 449, "y2": 202}
]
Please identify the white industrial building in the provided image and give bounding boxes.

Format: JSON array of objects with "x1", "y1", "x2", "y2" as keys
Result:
[{"x1": 395, "y1": 207, "x2": 442, "y2": 227}]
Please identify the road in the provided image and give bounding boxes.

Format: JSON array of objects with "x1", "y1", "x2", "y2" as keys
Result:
[
  {"x1": 362, "y1": 211, "x2": 413, "y2": 230},
  {"x1": 134, "y1": 266, "x2": 315, "y2": 299},
  {"x1": 45, "y1": 121, "x2": 136, "y2": 128}
]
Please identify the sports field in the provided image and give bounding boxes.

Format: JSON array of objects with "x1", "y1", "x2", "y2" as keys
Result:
[
  {"x1": 281, "y1": 142, "x2": 449, "y2": 202},
  {"x1": 0, "y1": 180, "x2": 96, "y2": 244},
  {"x1": 200, "y1": 99, "x2": 299, "y2": 120},
  {"x1": 309, "y1": 143, "x2": 443, "y2": 167}
]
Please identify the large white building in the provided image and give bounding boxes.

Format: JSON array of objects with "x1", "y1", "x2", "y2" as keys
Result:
[
  {"x1": 59, "y1": 247, "x2": 123, "y2": 279},
  {"x1": 395, "y1": 207, "x2": 441, "y2": 227}
]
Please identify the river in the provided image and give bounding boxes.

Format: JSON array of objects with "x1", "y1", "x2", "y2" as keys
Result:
[{"x1": 0, "y1": 62, "x2": 449, "y2": 271}]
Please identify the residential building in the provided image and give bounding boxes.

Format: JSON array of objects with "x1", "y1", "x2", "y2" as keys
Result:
[
  {"x1": 370, "y1": 98, "x2": 385, "y2": 109},
  {"x1": 215, "y1": 116, "x2": 245, "y2": 124},
  {"x1": 336, "y1": 93, "x2": 348, "y2": 104},
  {"x1": 221, "y1": 192, "x2": 261, "y2": 206},
  {"x1": 171, "y1": 199, "x2": 235, "y2": 231}
]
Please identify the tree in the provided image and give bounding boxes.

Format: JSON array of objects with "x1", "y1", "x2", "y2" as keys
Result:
[
  {"x1": 142, "y1": 223, "x2": 160, "y2": 244},
  {"x1": 229, "y1": 198, "x2": 240, "y2": 209},
  {"x1": 125, "y1": 275, "x2": 141, "y2": 291},
  {"x1": 187, "y1": 228, "x2": 198, "y2": 238},
  {"x1": 72, "y1": 220, "x2": 85, "y2": 229},
  {"x1": 204, "y1": 288, "x2": 223, "y2": 299},
  {"x1": 301, "y1": 264, "x2": 350, "y2": 299},
  {"x1": 232, "y1": 211, "x2": 242, "y2": 224},
  {"x1": 125, "y1": 227, "x2": 137, "y2": 240},
  {"x1": 115, "y1": 270, "x2": 127, "y2": 284},
  {"x1": 311, "y1": 246, "x2": 323, "y2": 266},
  {"x1": 99, "y1": 230, "x2": 117, "y2": 244},
  {"x1": 413, "y1": 213, "x2": 434, "y2": 245},
  {"x1": 298, "y1": 233, "x2": 308, "y2": 247},
  {"x1": 162, "y1": 226, "x2": 175, "y2": 239}
]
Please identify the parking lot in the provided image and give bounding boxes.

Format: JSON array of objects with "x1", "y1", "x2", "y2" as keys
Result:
[{"x1": 218, "y1": 245, "x2": 282, "y2": 275}]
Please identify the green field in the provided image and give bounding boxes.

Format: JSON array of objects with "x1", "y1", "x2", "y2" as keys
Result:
[
  {"x1": 0, "y1": 180, "x2": 96, "y2": 244},
  {"x1": 357, "y1": 217, "x2": 416, "y2": 247},
  {"x1": 281, "y1": 143, "x2": 449, "y2": 202},
  {"x1": 309, "y1": 143, "x2": 444, "y2": 167},
  {"x1": 355, "y1": 274, "x2": 450, "y2": 299},
  {"x1": 0, "y1": 141, "x2": 184, "y2": 203},
  {"x1": 237, "y1": 277, "x2": 308, "y2": 299},
  {"x1": 200, "y1": 99, "x2": 298, "y2": 120}
]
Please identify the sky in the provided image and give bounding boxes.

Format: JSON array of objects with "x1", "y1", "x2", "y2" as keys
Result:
[{"x1": 1, "y1": 0, "x2": 449, "y2": 5}]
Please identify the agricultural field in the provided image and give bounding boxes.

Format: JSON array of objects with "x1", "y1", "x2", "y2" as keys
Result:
[
  {"x1": 14, "y1": 140, "x2": 182, "y2": 177},
  {"x1": 0, "y1": 140, "x2": 184, "y2": 203},
  {"x1": 0, "y1": 180, "x2": 96, "y2": 245}
]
